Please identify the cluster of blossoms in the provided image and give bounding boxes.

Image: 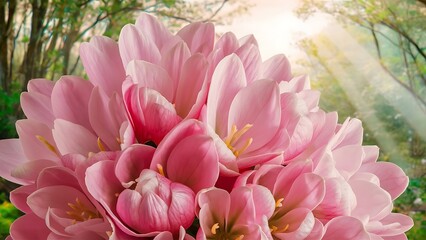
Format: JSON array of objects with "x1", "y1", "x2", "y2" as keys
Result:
[{"x1": 0, "y1": 14, "x2": 413, "y2": 240}]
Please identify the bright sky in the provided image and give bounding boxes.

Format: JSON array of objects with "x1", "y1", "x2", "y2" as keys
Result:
[{"x1": 217, "y1": 0, "x2": 329, "y2": 61}]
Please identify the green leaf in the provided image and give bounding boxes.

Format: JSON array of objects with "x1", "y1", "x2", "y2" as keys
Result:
[
  {"x1": 162, "y1": 0, "x2": 175, "y2": 7},
  {"x1": 21, "y1": 35, "x2": 29, "y2": 43}
]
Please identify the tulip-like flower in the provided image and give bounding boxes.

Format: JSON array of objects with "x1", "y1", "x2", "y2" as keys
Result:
[{"x1": 85, "y1": 145, "x2": 195, "y2": 237}]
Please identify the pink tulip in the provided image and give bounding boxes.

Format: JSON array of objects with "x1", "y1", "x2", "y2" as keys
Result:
[
  {"x1": 236, "y1": 160, "x2": 326, "y2": 239},
  {"x1": 85, "y1": 145, "x2": 196, "y2": 237},
  {"x1": 9, "y1": 166, "x2": 111, "y2": 239},
  {"x1": 196, "y1": 185, "x2": 275, "y2": 240}
]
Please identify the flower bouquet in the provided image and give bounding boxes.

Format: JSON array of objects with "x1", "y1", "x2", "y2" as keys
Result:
[{"x1": 0, "y1": 14, "x2": 413, "y2": 239}]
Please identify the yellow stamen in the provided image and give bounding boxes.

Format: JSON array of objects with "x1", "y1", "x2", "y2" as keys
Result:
[
  {"x1": 270, "y1": 224, "x2": 289, "y2": 233},
  {"x1": 275, "y1": 198, "x2": 284, "y2": 208},
  {"x1": 157, "y1": 164, "x2": 165, "y2": 176},
  {"x1": 223, "y1": 124, "x2": 254, "y2": 157},
  {"x1": 66, "y1": 197, "x2": 100, "y2": 224},
  {"x1": 211, "y1": 223, "x2": 220, "y2": 235},
  {"x1": 36, "y1": 135, "x2": 59, "y2": 156},
  {"x1": 97, "y1": 137, "x2": 106, "y2": 151},
  {"x1": 235, "y1": 235, "x2": 244, "y2": 240}
]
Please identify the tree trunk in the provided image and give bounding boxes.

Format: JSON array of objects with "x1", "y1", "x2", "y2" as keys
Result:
[{"x1": 0, "y1": 0, "x2": 17, "y2": 93}]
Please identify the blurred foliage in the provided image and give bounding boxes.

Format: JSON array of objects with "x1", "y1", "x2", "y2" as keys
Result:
[
  {"x1": 0, "y1": 192, "x2": 21, "y2": 239},
  {"x1": 297, "y1": 0, "x2": 426, "y2": 238}
]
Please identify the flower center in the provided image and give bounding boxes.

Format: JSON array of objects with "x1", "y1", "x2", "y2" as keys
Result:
[
  {"x1": 66, "y1": 197, "x2": 101, "y2": 224},
  {"x1": 223, "y1": 124, "x2": 253, "y2": 157},
  {"x1": 210, "y1": 222, "x2": 245, "y2": 240}
]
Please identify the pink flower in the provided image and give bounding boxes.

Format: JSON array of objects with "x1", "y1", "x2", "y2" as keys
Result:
[
  {"x1": 196, "y1": 185, "x2": 275, "y2": 239},
  {"x1": 236, "y1": 160, "x2": 326, "y2": 239},
  {"x1": 9, "y1": 166, "x2": 111, "y2": 239},
  {"x1": 85, "y1": 145, "x2": 195, "y2": 237}
]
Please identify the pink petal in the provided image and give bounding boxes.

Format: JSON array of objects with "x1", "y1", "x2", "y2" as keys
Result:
[
  {"x1": 119, "y1": 24, "x2": 161, "y2": 66},
  {"x1": 228, "y1": 80, "x2": 281, "y2": 152},
  {"x1": 51, "y1": 76, "x2": 94, "y2": 130},
  {"x1": 197, "y1": 188, "x2": 230, "y2": 226},
  {"x1": 273, "y1": 208, "x2": 315, "y2": 240},
  {"x1": 262, "y1": 54, "x2": 292, "y2": 82},
  {"x1": 20, "y1": 92, "x2": 54, "y2": 128},
  {"x1": 27, "y1": 78, "x2": 55, "y2": 96},
  {"x1": 151, "y1": 119, "x2": 206, "y2": 170},
  {"x1": 235, "y1": 42, "x2": 261, "y2": 83},
  {"x1": 0, "y1": 139, "x2": 30, "y2": 185},
  {"x1": 11, "y1": 159, "x2": 58, "y2": 182},
  {"x1": 175, "y1": 54, "x2": 208, "y2": 118},
  {"x1": 80, "y1": 36, "x2": 126, "y2": 96},
  {"x1": 16, "y1": 119, "x2": 59, "y2": 161},
  {"x1": 322, "y1": 216, "x2": 370, "y2": 240},
  {"x1": 135, "y1": 13, "x2": 174, "y2": 51},
  {"x1": 10, "y1": 213, "x2": 51, "y2": 240},
  {"x1": 207, "y1": 54, "x2": 246, "y2": 137},
  {"x1": 115, "y1": 144, "x2": 155, "y2": 186},
  {"x1": 333, "y1": 145, "x2": 363, "y2": 178},
  {"x1": 52, "y1": 119, "x2": 99, "y2": 156},
  {"x1": 248, "y1": 185, "x2": 276, "y2": 222},
  {"x1": 126, "y1": 60, "x2": 174, "y2": 102},
  {"x1": 160, "y1": 41, "x2": 191, "y2": 96},
  {"x1": 177, "y1": 22, "x2": 214, "y2": 56},
  {"x1": 89, "y1": 87, "x2": 126, "y2": 150},
  {"x1": 272, "y1": 159, "x2": 313, "y2": 197},
  {"x1": 331, "y1": 118, "x2": 363, "y2": 149},
  {"x1": 10, "y1": 184, "x2": 37, "y2": 213},
  {"x1": 367, "y1": 213, "x2": 413, "y2": 237},
  {"x1": 166, "y1": 135, "x2": 219, "y2": 192},
  {"x1": 359, "y1": 162, "x2": 408, "y2": 200},
  {"x1": 281, "y1": 173, "x2": 325, "y2": 212}
]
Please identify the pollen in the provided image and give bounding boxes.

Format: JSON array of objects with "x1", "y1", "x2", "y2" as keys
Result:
[
  {"x1": 66, "y1": 197, "x2": 100, "y2": 223},
  {"x1": 211, "y1": 222, "x2": 220, "y2": 235},
  {"x1": 224, "y1": 124, "x2": 254, "y2": 157}
]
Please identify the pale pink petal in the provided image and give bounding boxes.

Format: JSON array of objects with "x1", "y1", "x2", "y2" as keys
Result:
[
  {"x1": 272, "y1": 160, "x2": 313, "y2": 197},
  {"x1": 119, "y1": 24, "x2": 161, "y2": 66},
  {"x1": 362, "y1": 145, "x2": 380, "y2": 163},
  {"x1": 166, "y1": 135, "x2": 219, "y2": 192},
  {"x1": 333, "y1": 145, "x2": 363, "y2": 178},
  {"x1": 331, "y1": 118, "x2": 363, "y2": 149},
  {"x1": 177, "y1": 22, "x2": 214, "y2": 56},
  {"x1": 235, "y1": 42, "x2": 261, "y2": 83},
  {"x1": 11, "y1": 159, "x2": 58, "y2": 182},
  {"x1": 207, "y1": 54, "x2": 246, "y2": 137},
  {"x1": 135, "y1": 13, "x2": 174, "y2": 51},
  {"x1": 80, "y1": 36, "x2": 126, "y2": 96},
  {"x1": 262, "y1": 54, "x2": 292, "y2": 82},
  {"x1": 304, "y1": 219, "x2": 324, "y2": 240},
  {"x1": 27, "y1": 78, "x2": 55, "y2": 96},
  {"x1": 126, "y1": 60, "x2": 174, "y2": 102},
  {"x1": 52, "y1": 119, "x2": 99, "y2": 156},
  {"x1": 322, "y1": 216, "x2": 370, "y2": 240},
  {"x1": 281, "y1": 173, "x2": 325, "y2": 212},
  {"x1": 228, "y1": 80, "x2": 281, "y2": 152},
  {"x1": 175, "y1": 54, "x2": 208, "y2": 118},
  {"x1": 160, "y1": 41, "x2": 191, "y2": 96},
  {"x1": 248, "y1": 185, "x2": 276, "y2": 222},
  {"x1": 359, "y1": 162, "x2": 409, "y2": 200},
  {"x1": 350, "y1": 180, "x2": 393, "y2": 222},
  {"x1": 20, "y1": 92, "x2": 54, "y2": 128},
  {"x1": 16, "y1": 119, "x2": 59, "y2": 161},
  {"x1": 367, "y1": 213, "x2": 413, "y2": 237},
  {"x1": 273, "y1": 208, "x2": 315, "y2": 240},
  {"x1": 51, "y1": 76, "x2": 94, "y2": 130},
  {"x1": 89, "y1": 87, "x2": 126, "y2": 151},
  {"x1": 0, "y1": 139, "x2": 30, "y2": 185}
]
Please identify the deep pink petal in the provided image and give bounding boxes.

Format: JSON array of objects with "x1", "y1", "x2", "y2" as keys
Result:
[
  {"x1": 10, "y1": 213, "x2": 50, "y2": 240},
  {"x1": 166, "y1": 135, "x2": 219, "y2": 192},
  {"x1": 80, "y1": 36, "x2": 126, "y2": 96},
  {"x1": 10, "y1": 184, "x2": 37, "y2": 213}
]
